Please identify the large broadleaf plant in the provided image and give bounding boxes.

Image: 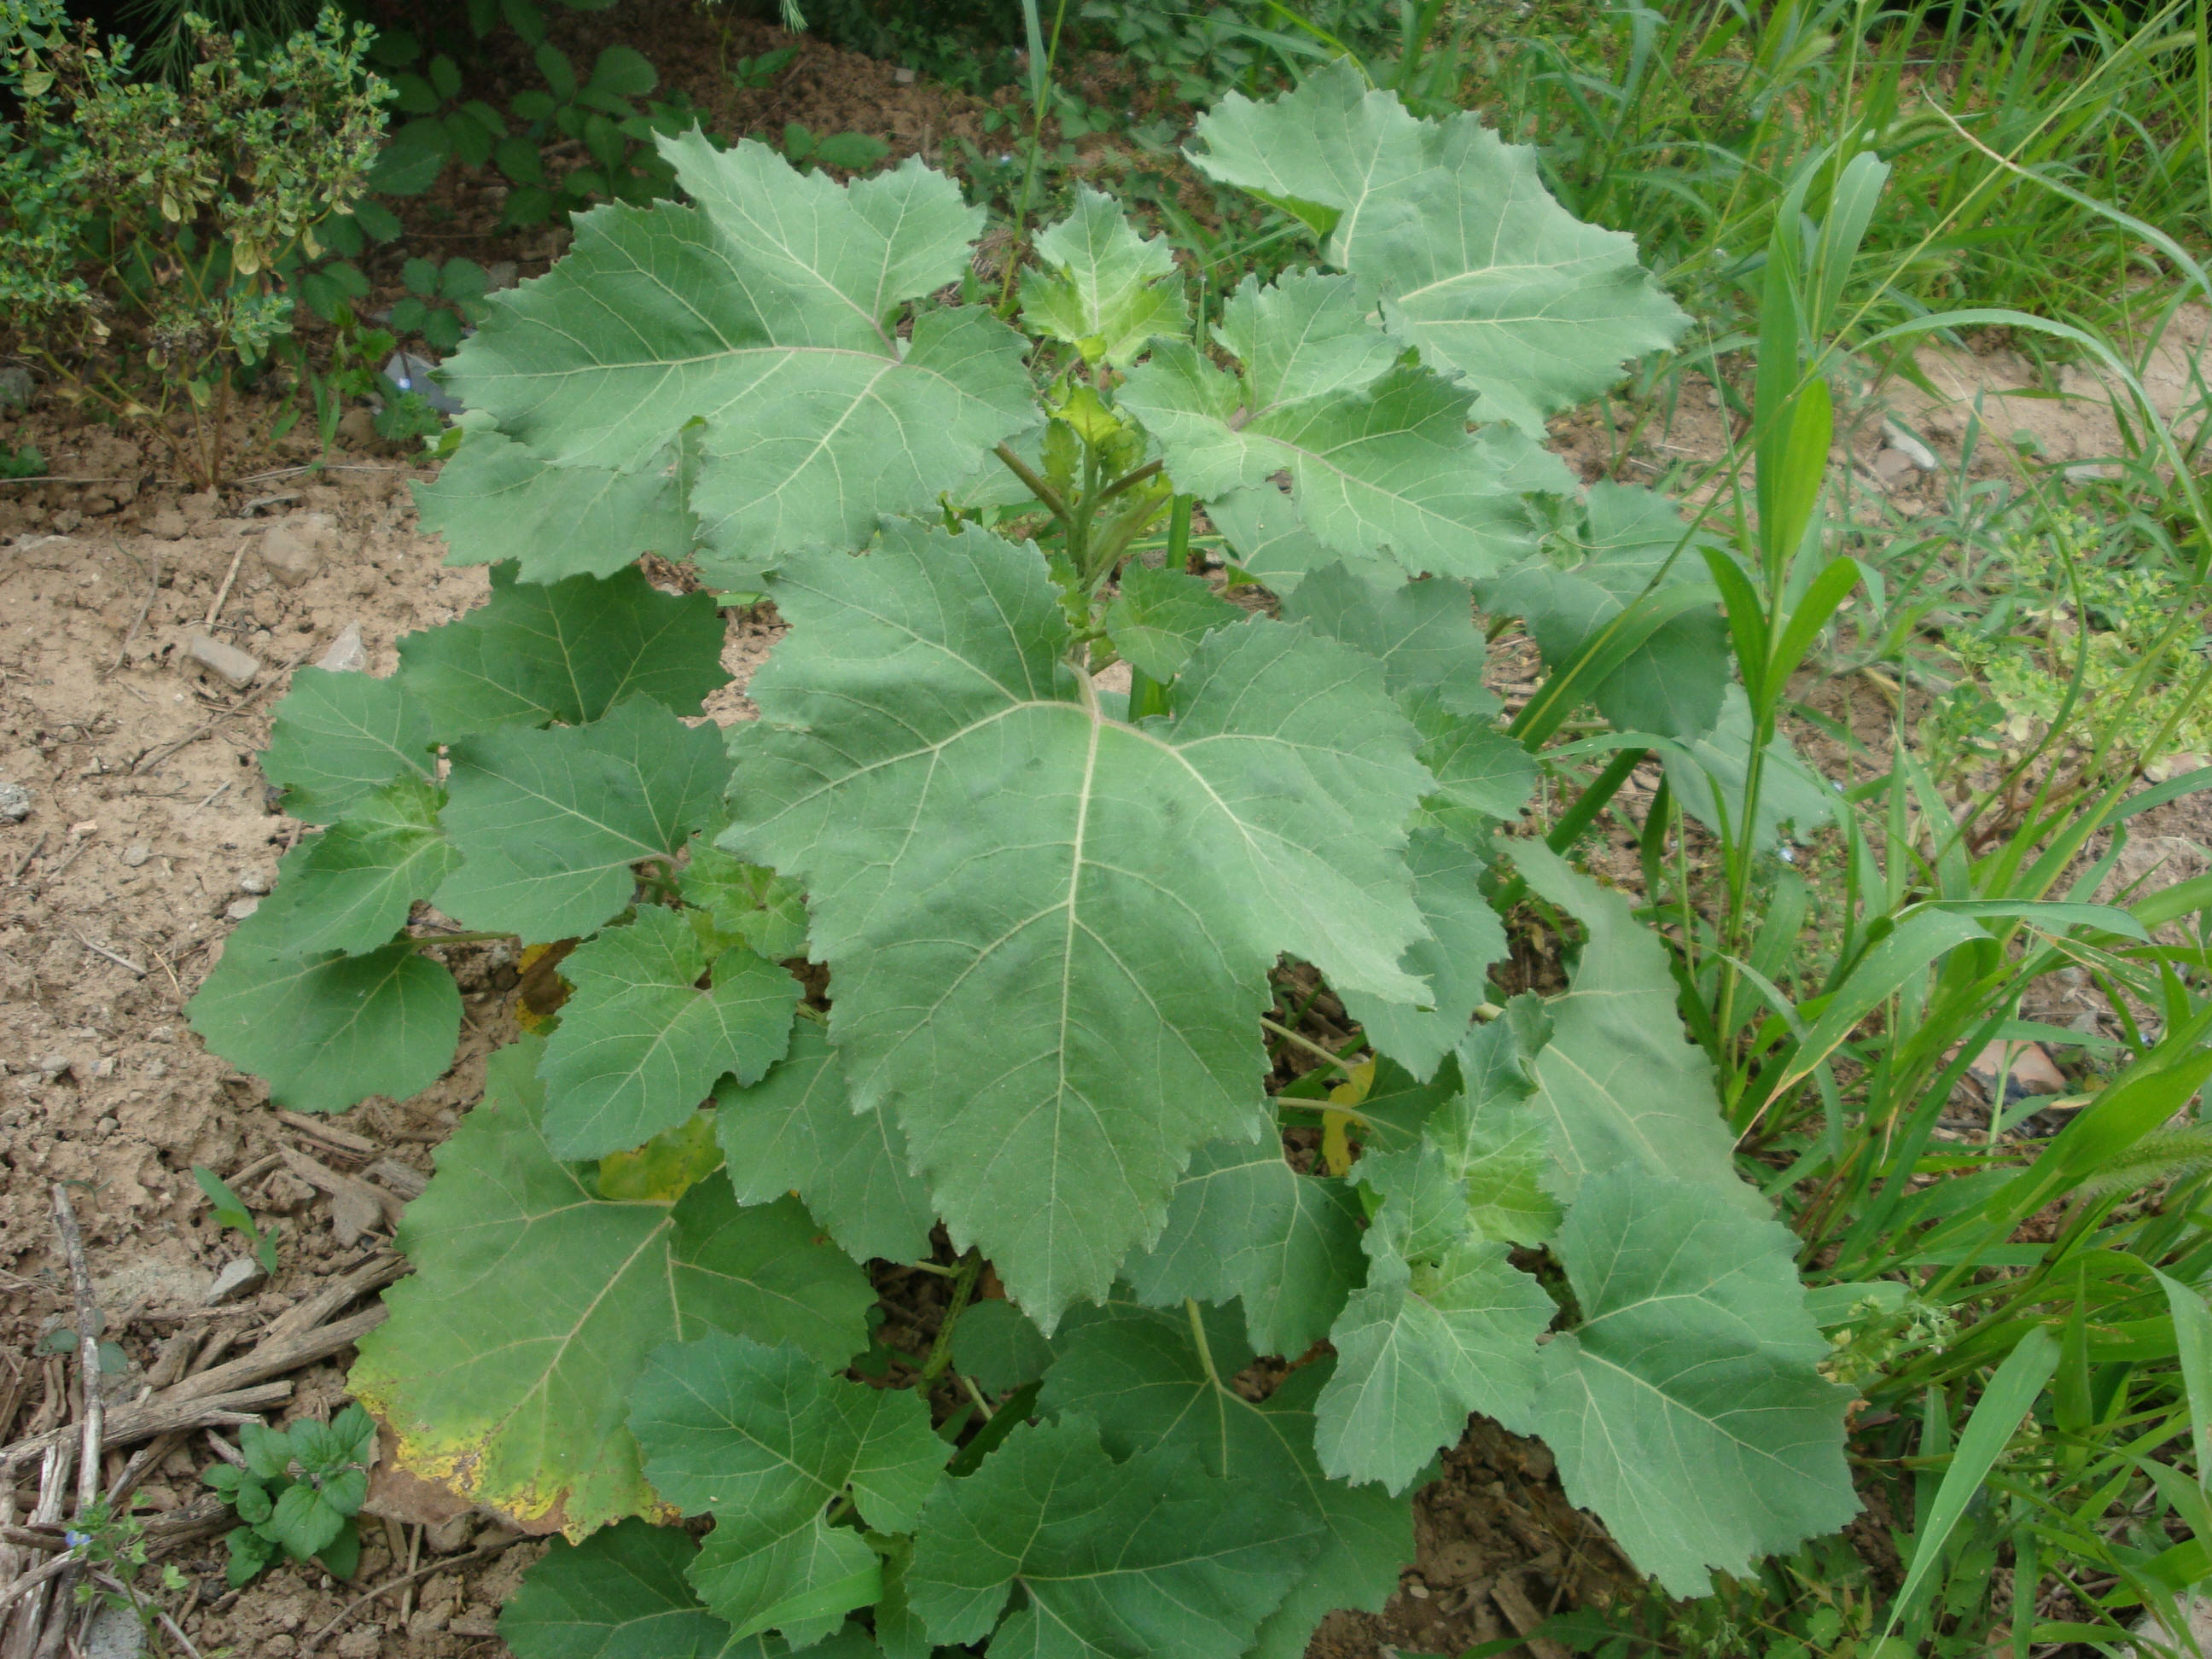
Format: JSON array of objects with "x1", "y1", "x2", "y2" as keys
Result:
[{"x1": 190, "y1": 62, "x2": 1856, "y2": 1656}]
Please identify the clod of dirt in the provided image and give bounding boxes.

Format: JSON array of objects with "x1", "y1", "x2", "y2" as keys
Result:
[
  {"x1": 84, "y1": 1600, "x2": 147, "y2": 1659},
  {"x1": 261, "y1": 514, "x2": 335, "y2": 587},
  {"x1": 147, "y1": 508, "x2": 189, "y2": 540},
  {"x1": 186, "y1": 631, "x2": 259, "y2": 686}
]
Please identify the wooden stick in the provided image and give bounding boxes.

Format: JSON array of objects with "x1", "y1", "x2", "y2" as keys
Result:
[
  {"x1": 64, "y1": 931, "x2": 146, "y2": 979},
  {"x1": 47, "y1": 1189, "x2": 101, "y2": 1522},
  {"x1": 202, "y1": 543, "x2": 247, "y2": 629},
  {"x1": 0, "y1": 1383, "x2": 290, "y2": 1469}
]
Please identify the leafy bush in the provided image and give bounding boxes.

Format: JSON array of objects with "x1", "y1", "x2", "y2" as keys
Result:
[
  {"x1": 202, "y1": 1404, "x2": 376, "y2": 1586},
  {"x1": 188, "y1": 62, "x2": 1911, "y2": 1655},
  {"x1": 0, "y1": 0, "x2": 387, "y2": 480}
]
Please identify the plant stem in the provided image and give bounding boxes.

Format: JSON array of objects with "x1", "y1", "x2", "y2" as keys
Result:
[
  {"x1": 918, "y1": 1249, "x2": 983, "y2": 1383},
  {"x1": 1185, "y1": 1298, "x2": 1221, "y2": 1389},
  {"x1": 995, "y1": 442, "x2": 1072, "y2": 525},
  {"x1": 1091, "y1": 457, "x2": 1163, "y2": 507},
  {"x1": 1258, "y1": 1016, "x2": 1363, "y2": 1077}
]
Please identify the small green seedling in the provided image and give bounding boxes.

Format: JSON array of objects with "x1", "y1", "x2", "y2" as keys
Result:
[
  {"x1": 0, "y1": 444, "x2": 45, "y2": 480},
  {"x1": 391, "y1": 257, "x2": 492, "y2": 356},
  {"x1": 776, "y1": 122, "x2": 889, "y2": 173},
  {"x1": 37, "y1": 1307, "x2": 126, "y2": 1376},
  {"x1": 729, "y1": 44, "x2": 796, "y2": 90},
  {"x1": 202, "y1": 1403, "x2": 376, "y2": 1587},
  {"x1": 192, "y1": 1165, "x2": 277, "y2": 1278}
]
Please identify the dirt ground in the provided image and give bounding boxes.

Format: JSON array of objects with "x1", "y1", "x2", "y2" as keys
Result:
[{"x1": 3, "y1": 4, "x2": 2210, "y2": 1656}]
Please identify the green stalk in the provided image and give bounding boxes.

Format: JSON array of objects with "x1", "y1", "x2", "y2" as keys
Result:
[{"x1": 918, "y1": 1249, "x2": 983, "y2": 1383}]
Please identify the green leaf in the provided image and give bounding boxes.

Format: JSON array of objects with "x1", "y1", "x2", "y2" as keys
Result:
[
  {"x1": 1483, "y1": 484, "x2": 1726, "y2": 740},
  {"x1": 188, "y1": 942, "x2": 461, "y2": 1114},
  {"x1": 1280, "y1": 562, "x2": 1498, "y2": 718},
  {"x1": 1121, "y1": 274, "x2": 1557, "y2": 584},
  {"x1": 317, "y1": 1516, "x2": 362, "y2": 1580},
  {"x1": 1208, "y1": 486, "x2": 1396, "y2": 596},
  {"x1": 434, "y1": 698, "x2": 731, "y2": 940},
  {"x1": 351, "y1": 1040, "x2": 873, "y2": 1538},
  {"x1": 415, "y1": 431, "x2": 696, "y2": 582},
  {"x1": 1339, "y1": 824, "x2": 1508, "y2": 1080},
  {"x1": 262, "y1": 667, "x2": 435, "y2": 824},
  {"x1": 224, "y1": 777, "x2": 457, "y2": 959},
  {"x1": 241, "y1": 1421, "x2": 293, "y2": 1481},
  {"x1": 1187, "y1": 61, "x2": 1687, "y2": 434},
  {"x1": 631, "y1": 1332, "x2": 947, "y2": 1643},
  {"x1": 1040, "y1": 1301, "x2": 1412, "y2": 1659},
  {"x1": 1534, "y1": 1167, "x2": 1856, "y2": 1596},
  {"x1": 905, "y1": 1416, "x2": 1320, "y2": 1658},
  {"x1": 952, "y1": 1300, "x2": 1062, "y2": 1394},
  {"x1": 397, "y1": 563, "x2": 729, "y2": 739},
  {"x1": 714, "y1": 1024, "x2": 936, "y2": 1266},
  {"x1": 501, "y1": 1520, "x2": 737, "y2": 1658},
  {"x1": 1435, "y1": 998, "x2": 1563, "y2": 1245},
  {"x1": 1662, "y1": 684, "x2": 1843, "y2": 850},
  {"x1": 445, "y1": 137, "x2": 1033, "y2": 567},
  {"x1": 1510, "y1": 841, "x2": 1763, "y2": 1212},
  {"x1": 1103, "y1": 563, "x2": 1243, "y2": 681},
  {"x1": 1313, "y1": 1142, "x2": 1552, "y2": 1493},
  {"x1": 267, "y1": 1480, "x2": 351, "y2": 1559},
  {"x1": 591, "y1": 44, "x2": 656, "y2": 96},
  {"x1": 226, "y1": 1525, "x2": 278, "y2": 1588},
  {"x1": 538, "y1": 907, "x2": 800, "y2": 1159},
  {"x1": 726, "y1": 522, "x2": 1433, "y2": 1323},
  {"x1": 812, "y1": 132, "x2": 890, "y2": 172},
  {"x1": 682, "y1": 841, "x2": 810, "y2": 963},
  {"x1": 1018, "y1": 187, "x2": 1190, "y2": 368},
  {"x1": 1121, "y1": 1138, "x2": 1364, "y2": 1357}
]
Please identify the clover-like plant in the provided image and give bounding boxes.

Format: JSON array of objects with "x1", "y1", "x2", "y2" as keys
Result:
[{"x1": 188, "y1": 62, "x2": 1857, "y2": 1656}]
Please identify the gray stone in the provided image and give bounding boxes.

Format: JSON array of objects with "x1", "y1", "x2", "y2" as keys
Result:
[
  {"x1": 0, "y1": 365, "x2": 32, "y2": 411},
  {"x1": 38, "y1": 1054, "x2": 71, "y2": 1080},
  {"x1": 0, "y1": 779, "x2": 29, "y2": 822},
  {"x1": 237, "y1": 869, "x2": 271, "y2": 895},
  {"x1": 202, "y1": 1255, "x2": 266, "y2": 1305},
  {"x1": 1870, "y1": 447, "x2": 1917, "y2": 490},
  {"x1": 121, "y1": 842, "x2": 149, "y2": 868},
  {"x1": 317, "y1": 622, "x2": 368, "y2": 673},
  {"x1": 224, "y1": 897, "x2": 261, "y2": 922},
  {"x1": 260, "y1": 513, "x2": 334, "y2": 587},
  {"x1": 84, "y1": 1600, "x2": 146, "y2": 1659},
  {"x1": 1881, "y1": 419, "x2": 1939, "y2": 471},
  {"x1": 187, "y1": 631, "x2": 260, "y2": 688}
]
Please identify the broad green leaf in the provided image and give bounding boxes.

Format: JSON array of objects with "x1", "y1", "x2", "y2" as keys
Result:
[
  {"x1": 1482, "y1": 483, "x2": 1726, "y2": 740},
  {"x1": 1313, "y1": 1143, "x2": 1552, "y2": 1492},
  {"x1": 714, "y1": 1025, "x2": 936, "y2": 1266},
  {"x1": 266, "y1": 1481, "x2": 351, "y2": 1559},
  {"x1": 1187, "y1": 61, "x2": 1688, "y2": 434},
  {"x1": 684, "y1": 840, "x2": 810, "y2": 962},
  {"x1": 224, "y1": 777, "x2": 457, "y2": 959},
  {"x1": 1339, "y1": 825, "x2": 1507, "y2": 1081},
  {"x1": 538, "y1": 907, "x2": 800, "y2": 1159},
  {"x1": 1406, "y1": 697, "x2": 1536, "y2": 819},
  {"x1": 501, "y1": 1521, "x2": 887, "y2": 1659},
  {"x1": 188, "y1": 941, "x2": 460, "y2": 1114},
  {"x1": 1208, "y1": 486, "x2": 1395, "y2": 596},
  {"x1": 598, "y1": 1112, "x2": 724, "y2": 1203},
  {"x1": 1510, "y1": 841, "x2": 1763, "y2": 1212},
  {"x1": 445, "y1": 137, "x2": 1033, "y2": 565},
  {"x1": 351, "y1": 1040, "x2": 872, "y2": 1537},
  {"x1": 1662, "y1": 684, "x2": 1843, "y2": 850},
  {"x1": 262, "y1": 667, "x2": 435, "y2": 824},
  {"x1": 1103, "y1": 562, "x2": 1244, "y2": 681},
  {"x1": 952, "y1": 1299, "x2": 1062, "y2": 1394},
  {"x1": 1121, "y1": 274, "x2": 1549, "y2": 583},
  {"x1": 1121, "y1": 1138, "x2": 1364, "y2": 1357},
  {"x1": 1350, "y1": 1053, "x2": 1465, "y2": 1154},
  {"x1": 1039, "y1": 1303, "x2": 1412, "y2": 1659},
  {"x1": 397, "y1": 563, "x2": 730, "y2": 739},
  {"x1": 1019, "y1": 187, "x2": 1189, "y2": 368},
  {"x1": 1281, "y1": 562, "x2": 1498, "y2": 718},
  {"x1": 1435, "y1": 998, "x2": 1562, "y2": 1244},
  {"x1": 905, "y1": 1416, "x2": 1319, "y2": 1658},
  {"x1": 436, "y1": 698, "x2": 731, "y2": 940},
  {"x1": 725, "y1": 522, "x2": 1432, "y2": 1323},
  {"x1": 1534, "y1": 1167, "x2": 1856, "y2": 1596},
  {"x1": 415, "y1": 428, "x2": 698, "y2": 582},
  {"x1": 501, "y1": 1520, "x2": 737, "y2": 1659},
  {"x1": 631, "y1": 1333, "x2": 947, "y2": 1643}
]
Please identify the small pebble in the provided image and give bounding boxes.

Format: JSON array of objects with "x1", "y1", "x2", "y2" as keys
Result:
[
  {"x1": 121, "y1": 843, "x2": 150, "y2": 868},
  {"x1": 1881, "y1": 419, "x2": 1939, "y2": 471},
  {"x1": 237, "y1": 870, "x2": 271, "y2": 895},
  {"x1": 317, "y1": 621, "x2": 368, "y2": 674},
  {"x1": 225, "y1": 897, "x2": 261, "y2": 922},
  {"x1": 38, "y1": 1054, "x2": 71, "y2": 1080},
  {"x1": 187, "y1": 631, "x2": 260, "y2": 689},
  {"x1": 0, "y1": 780, "x2": 29, "y2": 822},
  {"x1": 96, "y1": 1116, "x2": 117, "y2": 1136},
  {"x1": 201, "y1": 1256, "x2": 266, "y2": 1306}
]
